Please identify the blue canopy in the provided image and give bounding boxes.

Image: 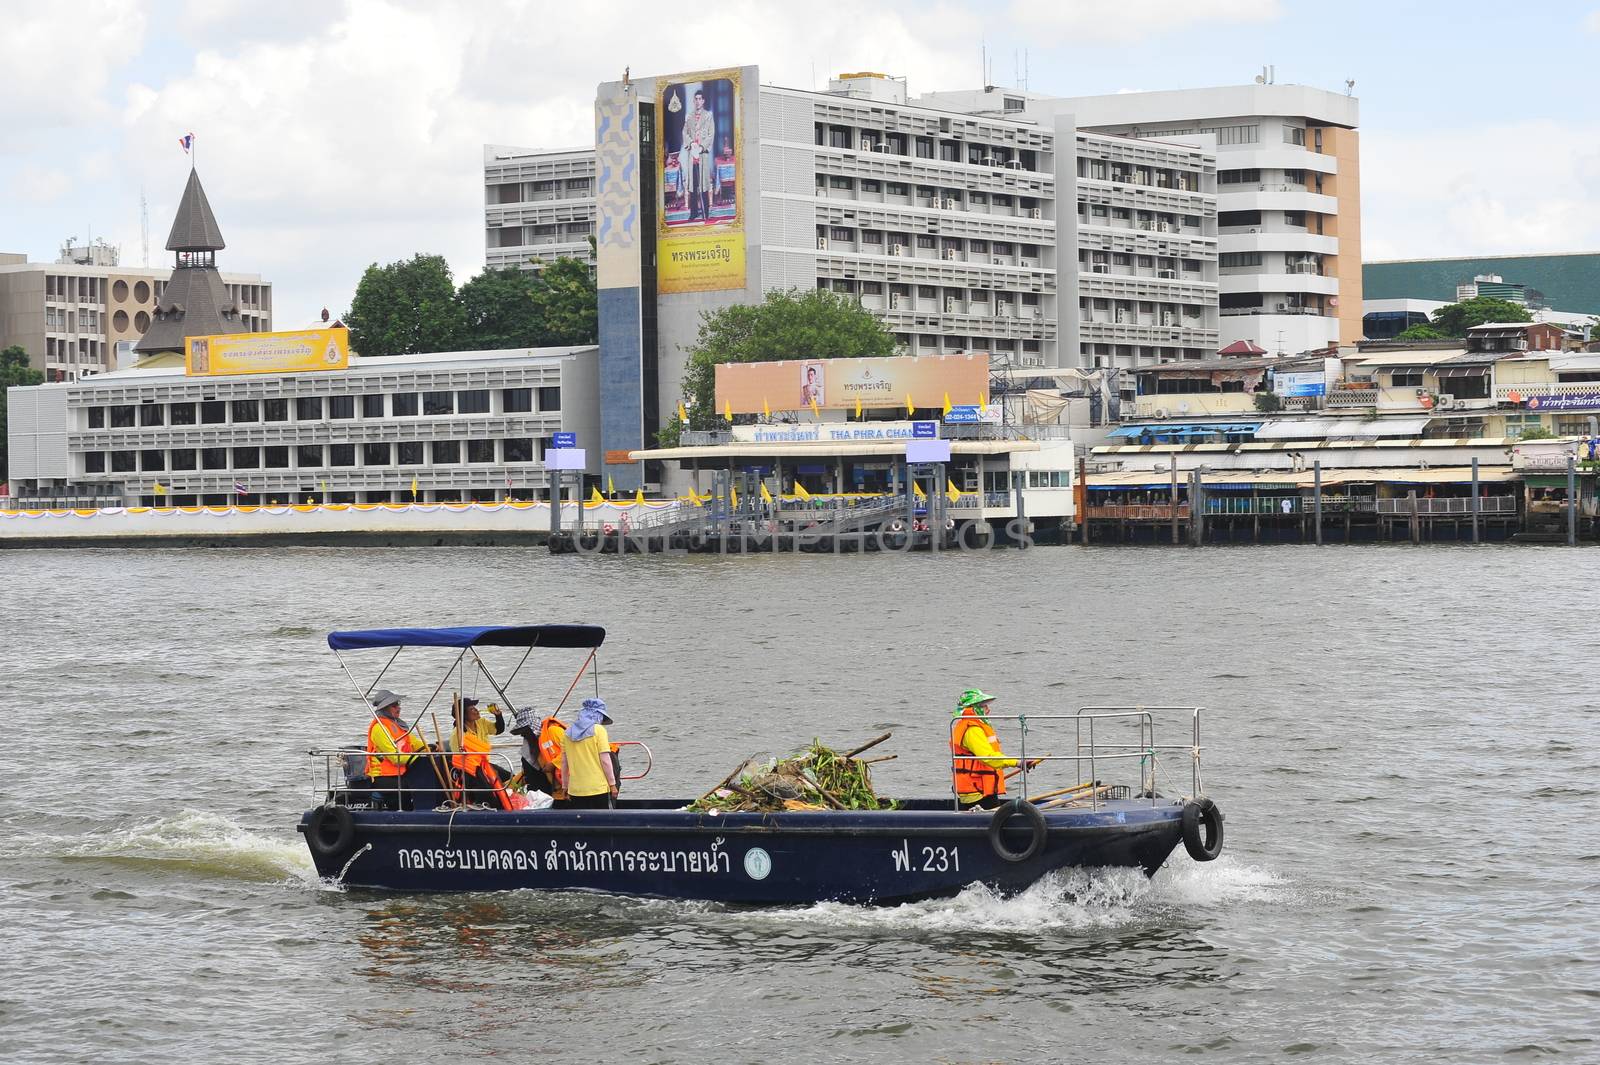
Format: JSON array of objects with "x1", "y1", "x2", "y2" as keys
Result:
[
  {"x1": 1107, "y1": 422, "x2": 1261, "y2": 439},
  {"x1": 327, "y1": 624, "x2": 606, "y2": 651}
]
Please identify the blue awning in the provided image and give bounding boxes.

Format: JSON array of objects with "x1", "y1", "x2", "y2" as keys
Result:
[
  {"x1": 327, "y1": 625, "x2": 606, "y2": 651},
  {"x1": 1107, "y1": 422, "x2": 1261, "y2": 439}
]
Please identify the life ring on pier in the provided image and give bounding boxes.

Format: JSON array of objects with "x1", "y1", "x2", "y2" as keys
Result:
[
  {"x1": 308, "y1": 804, "x2": 356, "y2": 861},
  {"x1": 1181, "y1": 797, "x2": 1224, "y2": 862},
  {"x1": 602, "y1": 522, "x2": 616, "y2": 535},
  {"x1": 988, "y1": 798, "x2": 1047, "y2": 863}
]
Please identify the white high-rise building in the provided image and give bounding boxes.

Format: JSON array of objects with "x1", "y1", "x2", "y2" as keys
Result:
[{"x1": 917, "y1": 82, "x2": 1361, "y2": 355}]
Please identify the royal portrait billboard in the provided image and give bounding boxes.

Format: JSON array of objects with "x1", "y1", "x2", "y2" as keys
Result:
[
  {"x1": 185, "y1": 328, "x2": 350, "y2": 377},
  {"x1": 715, "y1": 354, "x2": 990, "y2": 415},
  {"x1": 657, "y1": 67, "x2": 746, "y2": 293}
]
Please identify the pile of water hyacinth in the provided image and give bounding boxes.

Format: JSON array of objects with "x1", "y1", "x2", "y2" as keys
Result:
[{"x1": 687, "y1": 736, "x2": 897, "y2": 813}]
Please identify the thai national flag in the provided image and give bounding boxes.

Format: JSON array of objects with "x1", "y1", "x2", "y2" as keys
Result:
[
  {"x1": 179, "y1": 133, "x2": 194, "y2": 153},
  {"x1": 234, "y1": 480, "x2": 247, "y2": 494}
]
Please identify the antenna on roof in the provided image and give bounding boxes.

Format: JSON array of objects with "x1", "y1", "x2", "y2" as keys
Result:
[
  {"x1": 1345, "y1": 78, "x2": 1356, "y2": 96},
  {"x1": 140, "y1": 185, "x2": 150, "y2": 267}
]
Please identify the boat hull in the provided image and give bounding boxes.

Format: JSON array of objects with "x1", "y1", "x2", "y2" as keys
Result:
[{"x1": 298, "y1": 799, "x2": 1187, "y2": 904}]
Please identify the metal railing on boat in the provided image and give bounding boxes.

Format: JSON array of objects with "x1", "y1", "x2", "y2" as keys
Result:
[{"x1": 308, "y1": 740, "x2": 654, "y2": 808}]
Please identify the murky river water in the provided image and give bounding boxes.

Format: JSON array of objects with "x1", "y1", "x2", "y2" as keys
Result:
[{"x1": 2, "y1": 545, "x2": 1597, "y2": 1064}]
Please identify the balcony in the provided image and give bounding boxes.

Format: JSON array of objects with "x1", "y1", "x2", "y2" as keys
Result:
[
  {"x1": 1218, "y1": 188, "x2": 1338, "y2": 215},
  {"x1": 1220, "y1": 273, "x2": 1339, "y2": 297}
]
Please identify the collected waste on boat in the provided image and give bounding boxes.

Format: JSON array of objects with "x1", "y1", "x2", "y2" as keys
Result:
[{"x1": 687, "y1": 733, "x2": 898, "y2": 813}]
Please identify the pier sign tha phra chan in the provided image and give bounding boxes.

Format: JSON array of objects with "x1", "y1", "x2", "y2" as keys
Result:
[{"x1": 186, "y1": 327, "x2": 350, "y2": 377}]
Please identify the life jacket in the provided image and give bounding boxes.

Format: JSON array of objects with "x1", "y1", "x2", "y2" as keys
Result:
[
  {"x1": 366, "y1": 715, "x2": 423, "y2": 777},
  {"x1": 951, "y1": 712, "x2": 1006, "y2": 799},
  {"x1": 451, "y1": 731, "x2": 514, "y2": 811},
  {"x1": 536, "y1": 717, "x2": 569, "y2": 798}
]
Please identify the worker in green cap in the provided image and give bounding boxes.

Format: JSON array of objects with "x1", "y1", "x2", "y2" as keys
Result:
[{"x1": 950, "y1": 689, "x2": 1035, "y2": 809}]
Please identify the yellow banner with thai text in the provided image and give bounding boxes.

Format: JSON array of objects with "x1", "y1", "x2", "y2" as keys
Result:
[
  {"x1": 185, "y1": 328, "x2": 350, "y2": 377},
  {"x1": 658, "y1": 232, "x2": 746, "y2": 294}
]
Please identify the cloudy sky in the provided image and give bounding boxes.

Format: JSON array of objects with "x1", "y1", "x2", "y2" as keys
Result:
[{"x1": 7, "y1": 0, "x2": 1599, "y2": 322}]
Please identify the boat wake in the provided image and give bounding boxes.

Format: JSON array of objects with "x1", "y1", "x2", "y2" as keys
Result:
[
  {"x1": 748, "y1": 855, "x2": 1285, "y2": 934},
  {"x1": 52, "y1": 809, "x2": 318, "y2": 884}
]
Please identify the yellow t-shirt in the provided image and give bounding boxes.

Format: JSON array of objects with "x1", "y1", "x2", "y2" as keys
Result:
[{"x1": 562, "y1": 724, "x2": 612, "y2": 798}]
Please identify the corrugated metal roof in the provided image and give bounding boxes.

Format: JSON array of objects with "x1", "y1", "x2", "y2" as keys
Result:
[
  {"x1": 1253, "y1": 417, "x2": 1432, "y2": 440},
  {"x1": 1357, "y1": 350, "x2": 1466, "y2": 368}
]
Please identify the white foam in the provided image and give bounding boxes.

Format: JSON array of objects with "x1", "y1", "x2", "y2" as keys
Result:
[{"x1": 56, "y1": 809, "x2": 318, "y2": 885}]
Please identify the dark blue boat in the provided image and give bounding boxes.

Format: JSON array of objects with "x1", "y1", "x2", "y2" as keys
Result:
[{"x1": 298, "y1": 625, "x2": 1224, "y2": 904}]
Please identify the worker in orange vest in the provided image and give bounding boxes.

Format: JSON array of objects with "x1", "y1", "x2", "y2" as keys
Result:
[
  {"x1": 365, "y1": 689, "x2": 427, "y2": 810},
  {"x1": 449, "y1": 701, "x2": 515, "y2": 810},
  {"x1": 511, "y1": 706, "x2": 569, "y2": 800},
  {"x1": 950, "y1": 689, "x2": 1036, "y2": 810}
]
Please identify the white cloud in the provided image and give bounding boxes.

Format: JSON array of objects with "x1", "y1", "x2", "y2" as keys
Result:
[
  {"x1": 0, "y1": 2, "x2": 145, "y2": 146},
  {"x1": 1362, "y1": 121, "x2": 1600, "y2": 263},
  {"x1": 1585, "y1": 9, "x2": 1600, "y2": 32},
  {"x1": 9, "y1": 165, "x2": 73, "y2": 206},
  {"x1": 1007, "y1": 0, "x2": 1280, "y2": 43}
]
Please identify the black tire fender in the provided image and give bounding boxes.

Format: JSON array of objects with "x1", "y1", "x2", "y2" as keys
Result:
[
  {"x1": 988, "y1": 798, "x2": 1047, "y2": 863},
  {"x1": 1182, "y1": 797, "x2": 1224, "y2": 862},
  {"x1": 308, "y1": 805, "x2": 356, "y2": 861}
]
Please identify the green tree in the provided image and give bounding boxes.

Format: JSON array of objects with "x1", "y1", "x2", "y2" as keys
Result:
[
  {"x1": 527, "y1": 256, "x2": 598, "y2": 346},
  {"x1": 1, "y1": 345, "x2": 45, "y2": 482},
  {"x1": 456, "y1": 267, "x2": 545, "y2": 349},
  {"x1": 659, "y1": 288, "x2": 899, "y2": 445},
  {"x1": 1394, "y1": 323, "x2": 1446, "y2": 341},
  {"x1": 344, "y1": 254, "x2": 465, "y2": 356},
  {"x1": 1428, "y1": 296, "x2": 1531, "y2": 337}
]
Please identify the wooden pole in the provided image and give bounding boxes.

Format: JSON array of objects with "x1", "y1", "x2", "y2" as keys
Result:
[
  {"x1": 1471, "y1": 457, "x2": 1481, "y2": 544},
  {"x1": 843, "y1": 732, "x2": 893, "y2": 759},
  {"x1": 1169, "y1": 461, "x2": 1179, "y2": 544},
  {"x1": 1408, "y1": 489, "x2": 1420, "y2": 545},
  {"x1": 1568, "y1": 453, "x2": 1578, "y2": 546},
  {"x1": 1314, "y1": 460, "x2": 1323, "y2": 546}
]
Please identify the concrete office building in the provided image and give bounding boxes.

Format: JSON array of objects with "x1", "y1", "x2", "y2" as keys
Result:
[
  {"x1": 5, "y1": 346, "x2": 599, "y2": 507},
  {"x1": 490, "y1": 68, "x2": 1219, "y2": 489},
  {"x1": 919, "y1": 81, "x2": 1361, "y2": 355},
  {"x1": 0, "y1": 244, "x2": 271, "y2": 382},
  {"x1": 484, "y1": 145, "x2": 597, "y2": 272}
]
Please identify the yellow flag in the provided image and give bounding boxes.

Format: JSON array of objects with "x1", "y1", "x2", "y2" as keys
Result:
[
  {"x1": 730, "y1": 484, "x2": 739, "y2": 508},
  {"x1": 905, "y1": 393, "x2": 915, "y2": 416},
  {"x1": 410, "y1": 475, "x2": 419, "y2": 496},
  {"x1": 793, "y1": 482, "x2": 812, "y2": 501},
  {"x1": 943, "y1": 392, "x2": 952, "y2": 416},
  {"x1": 854, "y1": 396, "x2": 862, "y2": 418},
  {"x1": 689, "y1": 488, "x2": 704, "y2": 507},
  {"x1": 678, "y1": 400, "x2": 689, "y2": 424},
  {"x1": 153, "y1": 481, "x2": 166, "y2": 495},
  {"x1": 634, "y1": 487, "x2": 646, "y2": 506},
  {"x1": 978, "y1": 390, "x2": 988, "y2": 413},
  {"x1": 913, "y1": 480, "x2": 927, "y2": 500},
  {"x1": 590, "y1": 486, "x2": 604, "y2": 505},
  {"x1": 763, "y1": 396, "x2": 771, "y2": 419},
  {"x1": 760, "y1": 482, "x2": 774, "y2": 504},
  {"x1": 607, "y1": 475, "x2": 616, "y2": 496},
  {"x1": 724, "y1": 398, "x2": 733, "y2": 422},
  {"x1": 809, "y1": 396, "x2": 820, "y2": 417},
  {"x1": 946, "y1": 479, "x2": 962, "y2": 503}
]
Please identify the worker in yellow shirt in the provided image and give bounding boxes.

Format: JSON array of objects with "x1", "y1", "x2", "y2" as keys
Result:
[
  {"x1": 452, "y1": 695, "x2": 505, "y2": 743},
  {"x1": 950, "y1": 688, "x2": 1037, "y2": 810},
  {"x1": 558, "y1": 698, "x2": 618, "y2": 809}
]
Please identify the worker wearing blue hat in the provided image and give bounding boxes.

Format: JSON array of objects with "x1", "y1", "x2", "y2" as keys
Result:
[{"x1": 558, "y1": 698, "x2": 618, "y2": 809}]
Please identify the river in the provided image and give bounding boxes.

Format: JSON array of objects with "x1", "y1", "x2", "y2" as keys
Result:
[{"x1": 2, "y1": 545, "x2": 1596, "y2": 1064}]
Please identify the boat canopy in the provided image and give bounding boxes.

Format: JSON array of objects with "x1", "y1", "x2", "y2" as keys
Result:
[{"x1": 327, "y1": 625, "x2": 606, "y2": 651}]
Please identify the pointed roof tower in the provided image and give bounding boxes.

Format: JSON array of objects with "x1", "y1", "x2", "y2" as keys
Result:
[
  {"x1": 166, "y1": 167, "x2": 226, "y2": 251},
  {"x1": 135, "y1": 166, "x2": 247, "y2": 355}
]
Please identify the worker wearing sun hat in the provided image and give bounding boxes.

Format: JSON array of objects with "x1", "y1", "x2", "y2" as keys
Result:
[
  {"x1": 950, "y1": 688, "x2": 1028, "y2": 810},
  {"x1": 558, "y1": 697, "x2": 618, "y2": 810}
]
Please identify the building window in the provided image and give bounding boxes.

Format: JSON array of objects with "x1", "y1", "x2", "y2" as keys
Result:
[
  {"x1": 297, "y1": 445, "x2": 323, "y2": 468},
  {"x1": 295, "y1": 397, "x2": 323, "y2": 420},
  {"x1": 503, "y1": 387, "x2": 533, "y2": 413},
  {"x1": 329, "y1": 443, "x2": 356, "y2": 467},
  {"x1": 139, "y1": 405, "x2": 164, "y2": 427},
  {"x1": 457, "y1": 389, "x2": 491, "y2": 414},
  {"x1": 1003, "y1": 96, "x2": 1024, "y2": 112},
  {"x1": 87, "y1": 407, "x2": 106, "y2": 429},
  {"x1": 363, "y1": 442, "x2": 392, "y2": 466},
  {"x1": 1219, "y1": 252, "x2": 1262, "y2": 269},
  {"x1": 915, "y1": 137, "x2": 934, "y2": 159},
  {"x1": 392, "y1": 392, "x2": 419, "y2": 416},
  {"x1": 233, "y1": 447, "x2": 260, "y2": 469},
  {"x1": 229, "y1": 399, "x2": 256, "y2": 423},
  {"x1": 423, "y1": 391, "x2": 454, "y2": 416},
  {"x1": 432, "y1": 440, "x2": 461, "y2": 464},
  {"x1": 1217, "y1": 169, "x2": 1261, "y2": 185},
  {"x1": 85, "y1": 451, "x2": 106, "y2": 473},
  {"x1": 537, "y1": 386, "x2": 560, "y2": 411},
  {"x1": 170, "y1": 449, "x2": 196, "y2": 471},
  {"x1": 361, "y1": 394, "x2": 385, "y2": 418},
  {"x1": 1390, "y1": 370, "x2": 1424, "y2": 388},
  {"x1": 328, "y1": 395, "x2": 355, "y2": 419},
  {"x1": 202, "y1": 447, "x2": 227, "y2": 470},
  {"x1": 397, "y1": 441, "x2": 423, "y2": 465},
  {"x1": 503, "y1": 437, "x2": 534, "y2": 462},
  {"x1": 1284, "y1": 126, "x2": 1306, "y2": 146},
  {"x1": 111, "y1": 451, "x2": 137, "y2": 472},
  {"x1": 201, "y1": 400, "x2": 226, "y2": 424},
  {"x1": 264, "y1": 446, "x2": 290, "y2": 469},
  {"x1": 1284, "y1": 211, "x2": 1307, "y2": 228},
  {"x1": 466, "y1": 439, "x2": 495, "y2": 463},
  {"x1": 1218, "y1": 210, "x2": 1262, "y2": 228},
  {"x1": 263, "y1": 398, "x2": 288, "y2": 422},
  {"x1": 110, "y1": 405, "x2": 136, "y2": 428},
  {"x1": 141, "y1": 450, "x2": 165, "y2": 471}
]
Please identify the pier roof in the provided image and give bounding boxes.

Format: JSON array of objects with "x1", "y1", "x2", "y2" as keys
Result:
[{"x1": 631, "y1": 439, "x2": 1040, "y2": 461}]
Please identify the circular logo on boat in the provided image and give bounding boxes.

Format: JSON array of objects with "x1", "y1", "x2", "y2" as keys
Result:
[{"x1": 743, "y1": 847, "x2": 772, "y2": 880}]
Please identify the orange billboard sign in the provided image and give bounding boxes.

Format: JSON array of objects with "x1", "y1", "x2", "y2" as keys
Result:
[{"x1": 715, "y1": 354, "x2": 988, "y2": 415}]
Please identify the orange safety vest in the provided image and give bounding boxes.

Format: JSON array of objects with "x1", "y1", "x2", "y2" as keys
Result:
[
  {"x1": 366, "y1": 716, "x2": 423, "y2": 778},
  {"x1": 951, "y1": 714, "x2": 1006, "y2": 799},
  {"x1": 451, "y1": 731, "x2": 514, "y2": 811}
]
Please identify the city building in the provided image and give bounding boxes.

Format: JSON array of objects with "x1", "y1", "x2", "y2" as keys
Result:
[
  {"x1": 0, "y1": 243, "x2": 271, "y2": 382},
  {"x1": 484, "y1": 144, "x2": 597, "y2": 272},
  {"x1": 492, "y1": 67, "x2": 1221, "y2": 489},
  {"x1": 1364, "y1": 252, "x2": 1600, "y2": 315},
  {"x1": 918, "y1": 81, "x2": 1362, "y2": 355},
  {"x1": 134, "y1": 168, "x2": 255, "y2": 358},
  {"x1": 5, "y1": 345, "x2": 599, "y2": 507}
]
